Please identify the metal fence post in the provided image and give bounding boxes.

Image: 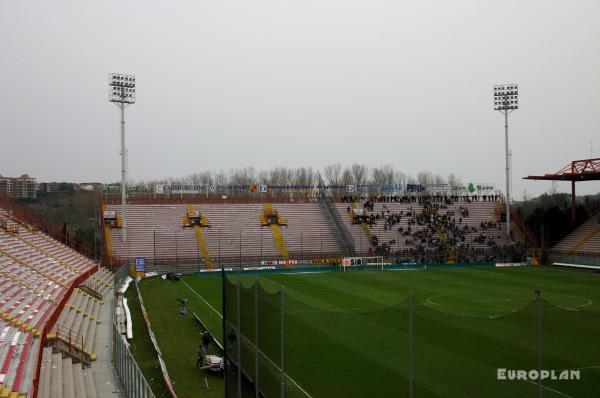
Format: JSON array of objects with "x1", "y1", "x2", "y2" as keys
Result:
[
  {"x1": 237, "y1": 267, "x2": 242, "y2": 398},
  {"x1": 255, "y1": 278, "x2": 259, "y2": 398},
  {"x1": 175, "y1": 231, "x2": 179, "y2": 269},
  {"x1": 536, "y1": 287, "x2": 542, "y2": 398},
  {"x1": 280, "y1": 286, "x2": 285, "y2": 398},
  {"x1": 408, "y1": 291, "x2": 414, "y2": 398}
]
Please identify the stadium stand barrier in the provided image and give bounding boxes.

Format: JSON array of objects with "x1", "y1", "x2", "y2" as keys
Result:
[
  {"x1": 547, "y1": 250, "x2": 600, "y2": 268},
  {"x1": 102, "y1": 192, "x2": 320, "y2": 205},
  {"x1": 112, "y1": 262, "x2": 157, "y2": 398},
  {"x1": 113, "y1": 321, "x2": 156, "y2": 398}
]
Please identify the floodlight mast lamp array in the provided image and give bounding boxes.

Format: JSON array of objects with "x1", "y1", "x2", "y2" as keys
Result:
[
  {"x1": 494, "y1": 84, "x2": 518, "y2": 237},
  {"x1": 109, "y1": 73, "x2": 136, "y2": 242}
]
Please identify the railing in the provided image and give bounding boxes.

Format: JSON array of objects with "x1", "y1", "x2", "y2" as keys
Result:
[
  {"x1": 113, "y1": 321, "x2": 156, "y2": 398},
  {"x1": 79, "y1": 281, "x2": 103, "y2": 301},
  {"x1": 112, "y1": 262, "x2": 158, "y2": 398},
  {"x1": 510, "y1": 208, "x2": 539, "y2": 248},
  {"x1": 113, "y1": 261, "x2": 132, "y2": 293},
  {"x1": 102, "y1": 193, "x2": 319, "y2": 205},
  {"x1": 109, "y1": 251, "x2": 343, "y2": 274},
  {"x1": 548, "y1": 250, "x2": 600, "y2": 267},
  {"x1": 46, "y1": 324, "x2": 87, "y2": 364},
  {"x1": 333, "y1": 194, "x2": 504, "y2": 203}
]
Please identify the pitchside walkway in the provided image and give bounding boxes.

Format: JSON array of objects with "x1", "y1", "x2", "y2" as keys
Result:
[{"x1": 89, "y1": 288, "x2": 120, "y2": 398}]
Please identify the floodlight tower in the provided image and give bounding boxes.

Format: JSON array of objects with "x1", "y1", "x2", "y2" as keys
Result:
[
  {"x1": 494, "y1": 84, "x2": 518, "y2": 237},
  {"x1": 109, "y1": 73, "x2": 136, "y2": 242}
]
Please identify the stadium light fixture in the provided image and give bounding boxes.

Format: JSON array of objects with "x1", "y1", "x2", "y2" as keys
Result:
[
  {"x1": 494, "y1": 84, "x2": 518, "y2": 237},
  {"x1": 109, "y1": 73, "x2": 136, "y2": 242}
]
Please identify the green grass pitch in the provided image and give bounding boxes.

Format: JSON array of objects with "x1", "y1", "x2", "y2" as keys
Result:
[{"x1": 129, "y1": 266, "x2": 600, "y2": 397}]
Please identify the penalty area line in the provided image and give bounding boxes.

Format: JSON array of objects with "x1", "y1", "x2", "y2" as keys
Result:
[
  {"x1": 182, "y1": 279, "x2": 314, "y2": 398},
  {"x1": 182, "y1": 280, "x2": 222, "y2": 319}
]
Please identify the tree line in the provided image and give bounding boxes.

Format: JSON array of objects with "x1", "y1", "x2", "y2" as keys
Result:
[{"x1": 128, "y1": 164, "x2": 464, "y2": 191}]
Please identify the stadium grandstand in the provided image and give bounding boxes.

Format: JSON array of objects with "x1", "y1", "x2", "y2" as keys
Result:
[
  {"x1": 549, "y1": 211, "x2": 600, "y2": 268},
  {"x1": 0, "y1": 205, "x2": 114, "y2": 398},
  {"x1": 102, "y1": 192, "x2": 532, "y2": 269}
]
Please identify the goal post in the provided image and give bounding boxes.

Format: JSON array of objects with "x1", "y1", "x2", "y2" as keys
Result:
[{"x1": 340, "y1": 256, "x2": 386, "y2": 272}]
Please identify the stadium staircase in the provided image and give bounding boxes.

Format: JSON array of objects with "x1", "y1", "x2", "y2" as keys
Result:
[
  {"x1": 51, "y1": 268, "x2": 113, "y2": 362},
  {"x1": 37, "y1": 347, "x2": 97, "y2": 398},
  {"x1": 331, "y1": 203, "x2": 374, "y2": 255},
  {"x1": 351, "y1": 202, "x2": 374, "y2": 244},
  {"x1": 186, "y1": 205, "x2": 214, "y2": 268},
  {"x1": 318, "y1": 195, "x2": 355, "y2": 256},
  {"x1": 510, "y1": 208, "x2": 538, "y2": 247},
  {"x1": 493, "y1": 203, "x2": 536, "y2": 246},
  {"x1": 261, "y1": 203, "x2": 289, "y2": 259}
]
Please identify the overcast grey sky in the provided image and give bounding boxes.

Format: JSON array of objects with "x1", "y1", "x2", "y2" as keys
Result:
[{"x1": 1, "y1": 0, "x2": 599, "y2": 198}]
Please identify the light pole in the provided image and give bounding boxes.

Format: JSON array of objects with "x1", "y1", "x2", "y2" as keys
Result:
[
  {"x1": 494, "y1": 84, "x2": 518, "y2": 237},
  {"x1": 109, "y1": 73, "x2": 136, "y2": 242}
]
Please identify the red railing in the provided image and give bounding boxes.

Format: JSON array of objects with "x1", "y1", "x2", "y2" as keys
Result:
[
  {"x1": 510, "y1": 208, "x2": 539, "y2": 248},
  {"x1": 30, "y1": 263, "x2": 98, "y2": 397},
  {"x1": 48, "y1": 324, "x2": 85, "y2": 356}
]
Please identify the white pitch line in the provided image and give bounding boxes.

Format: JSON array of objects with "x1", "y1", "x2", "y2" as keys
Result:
[
  {"x1": 518, "y1": 364, "x2": 600, "y2": 398},
  {"x1": 183, "y1": 280, "x2": 222, "y2": 319},
  {"x1": 524, "y1": 380, "x2": 573, "y2": 398},
  {"x1": 182, "y1": 279, "x2": 314, "y2": 398}
]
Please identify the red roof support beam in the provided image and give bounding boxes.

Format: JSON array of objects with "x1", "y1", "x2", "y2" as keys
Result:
[
  {"x1": 572, "y1": 181, "x2": 576, "y2": 224},
  {"x1": 523, "y1": 157, "x2": 600, "y2": 225}
]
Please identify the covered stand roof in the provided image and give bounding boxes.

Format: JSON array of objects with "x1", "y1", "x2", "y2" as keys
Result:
[
  {"x1": 524, "y1": 158, "x2": 600, "y2": 182},
  {"x1": 523, "y1": 157, "x2": 600, "y2": 224}
]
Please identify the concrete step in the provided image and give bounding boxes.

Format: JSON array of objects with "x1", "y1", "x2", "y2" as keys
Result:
[
  {"x1": 72, "y1": 363, "x2": 86, "y2": 398},
  {"x1": 61, "y1": 356, "x2": 75, "y2": 398},
  {"x1": 36, "y1": 347, "x2": 53, "y2": 398},
  {"x1": 79, "y1": 316, "x2": 91, "y2": 353},
  {"x1": 84, "y1": 314, "x2": 97, "y2": 354},
  {"x1": 49, "y1": 353, "x2": 62, "y2": 398},
  {"x1": 83, "y1": 368, "x2": 97, "y2": 398}
]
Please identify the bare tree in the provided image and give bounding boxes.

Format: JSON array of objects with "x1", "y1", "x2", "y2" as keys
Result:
[
  {"x1": 371, "y1": 164, "x2": 396, "y2": 185},
  {"x1": 447, "y1": 173, "x2": 462, "y2": 188},
  {"x1": 323, "y1": 163, "x2": 342, "y2": 186},
  {"x1": 351, "y1": 163, "x2": 369, "y2": 188},
  {"x1": 341, "y1": 167, "x2": 353, "y2": 186},
  {"x1": 432, "y1": 174, "x2": 446, "y2": 184},
  {"x1": 416, "y1": 170, "x2": 434, "y2": 186}
]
